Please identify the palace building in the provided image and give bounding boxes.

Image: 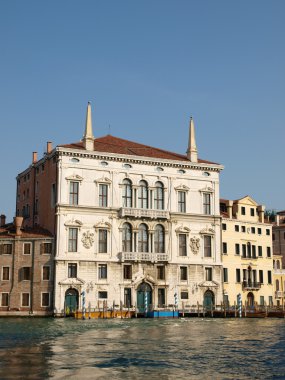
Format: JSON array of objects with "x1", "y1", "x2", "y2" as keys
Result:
[
  {"x1": 220, "y1": 196, "x2": 274, "y2": 307},
  {"x1": 16, "y1": 103, "x2": 224, "y2": 316}
]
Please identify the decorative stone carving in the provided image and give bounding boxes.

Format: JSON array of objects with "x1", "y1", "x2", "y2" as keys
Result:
[
  {"x1": 190, "y1": 236, "x2": 200, "y2": 254},
  {"x1": 81, "y1": 230, "x2": 94, "y2": 249}
]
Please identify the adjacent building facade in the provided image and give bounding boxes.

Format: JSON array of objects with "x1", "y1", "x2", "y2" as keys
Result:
[
  {"x1": 16, "y1": 103, "x2": 224, "y2": 316},
  {"x1": 220, "y1": 196, "x2": 274, "y2": 306},
  {"x1": 0, "y1": 216, "x2": 54, "y2": 316}
]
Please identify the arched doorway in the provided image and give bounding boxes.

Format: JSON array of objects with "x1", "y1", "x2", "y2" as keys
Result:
[
  {"x1": 204, "y1": 290, "x2": 215, "y2": 310},
  {"x1": 247, "y1": 292, "x2": 254, "y2": 307},
  {"x1": 65, "y1": 288, "x2": 79, "y2": 315},
  {"x1": 137, "y1": 282, "x2": 152, "y2": 313}
]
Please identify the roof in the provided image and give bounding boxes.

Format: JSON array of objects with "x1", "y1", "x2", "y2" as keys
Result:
[
  {"x1": 59, "y1": 134, "x2": 219, "y2": 165},
  {"x1": 0, "y1": 225, "x2": 53, "y2": 239}
]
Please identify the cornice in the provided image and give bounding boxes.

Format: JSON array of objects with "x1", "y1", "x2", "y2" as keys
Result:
[{"x1": 56, "y1": 147, "x2": 223, "y2": 172}]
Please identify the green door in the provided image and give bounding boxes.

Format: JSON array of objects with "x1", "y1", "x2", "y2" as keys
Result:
[
  {"x1": 204, "y1": 290, "x2": 214, "y2": 310},
  {"x1": 65, "y1": 288, "x2": 78, "y2": 314},
  {"x1": 137, "y1": 283, "x2": 152, "y2": 313}
]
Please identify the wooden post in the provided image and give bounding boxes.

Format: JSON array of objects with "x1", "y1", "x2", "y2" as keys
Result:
[
  {"x1": 211, "y1": 302, "x2": 213, "y2": 318},
  {"x1": 223, "y1": 302, "x2": 226, "y2": 318},
  {"x1": 265, "y1": 301, "x2": 268, "y2": 317},
  {"x1": 197, "y1": 301, "x2": 200, "y2": 317},
  {"x1": 244, "y1": 301, "x2": 247, "y2": 318},
  {"x1": 120, "y1": 301, "x2": 123, "y2": 319},
  {"x1": 234, "y1": 301, "x2": 237, "y2": 318},
  {"x1": 135, "y1": 302, "x2": 137, "y2": 318},
  {"x1": 182, "y1": 302, "x2": 185, "y2": 317}
]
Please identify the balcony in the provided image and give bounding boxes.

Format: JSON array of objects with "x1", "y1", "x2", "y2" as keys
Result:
[
  {"x1": 119, "y1": 207, "x2": 169, "y2": 219},
  {"x1": 242, "y1": 281, "x2": 261, "y2": 290},
  {"x1": 119, "y1": 252, "x2": 169, "y2": 263},
  {"x1": 275, "y1": 291, "x2": 284, "y2": 298}
]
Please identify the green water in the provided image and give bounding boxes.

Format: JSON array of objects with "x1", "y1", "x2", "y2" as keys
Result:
[{"x1": 0, "y1": 317, "x2": 284, "y2": 379}]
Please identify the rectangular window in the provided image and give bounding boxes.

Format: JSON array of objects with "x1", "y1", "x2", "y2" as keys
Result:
[
  {"x1": 2, "y1": 267, "x2": 10, "y2": 281},
  {"x1": 267, "y1": 271, "x2": 272, "y2": 284},
  {"x1": 251, "y1": 227, "x2": 255, "y2": 234},
  {"x1": 99, "y1": 184, "x2": 108, "y2": 207},
  {"x1": 267, "y1": 247, "x2": 271, "y2": 258},
  {"x1": 258, "y1": 246, "x2": 263, "y2": 257},
  {"x1": 241, "y1": 226, "x2": 246, "y2": 233},
  {"x1": 158, "y1": 288, "x2": 166, "y2": 307},
  {"x1": 241, "y1": 206, "x2": 246, "y2": 215},
  {"x1": 259, "y1": 270, "x2": 263, "y2": 283},
  {"x1": 42, "y1": 266, "x2": 50, "y2": 281},
  {"x1": 204, "y1": 235, "x2": 212, "y2": 257},
  {"x1": 178, "y1": 234, "x2": 187, "y2": 256},
  {"x1": 1, "y1": 293, "x2": 9, "y2": 307},
  {"x1": 22, "y1": 267, "x2": 31, "y2": 281},
  {"x1": 42, "y1": 293, "x2": 50, "y2": 307},
  {"x1": 250, "y1": 208, "x2": 255, "y2": 216},
  {"x1": 23, "y1": 243, "x2": 31, "y2": 255},
  {"x1": 69, "y1": 181, "x2": 79, "y2": 205},
  {"x1": 252, "y1": 245, "x2": 256, "y2": 258},
  {"x1": 35, "y1": 199, "x2": 39, "y2": 215},
  {"x1": 235, "y1": 225, "x2": 239, "y2": 232},
  {"x1": 124, "y1": 288, "x2": 132, "y2": 307},
  {"x1": 22, "y1": 293, "x2": 30, "y2": 307},
  {"x1": 258, "y1": 228, "x2": 262, "y2": 235},
  {"x1": 178, "y1": 191, "x2": 186, "y2": 212},
  {"x1": 180, "y1": 266, "x2": 187, "y2": 281},
  {"x1": 222, "y1": 242, "x2": 227, "y2": 254},
  {"x1": 205, "y1": 267, "x2": 212, "y2": 281},
  {"x1": 242, "y1": 244, "x2": 246, "y2": 258},
  {"x1": 266, "y1": 229, "x2": 270, "y2": 236},
  {"x1": 235, "y1": 243, "x2": 240, "y2": 255},
  {"x1": 222, "y1": 223, "x2": 227, "y2": 231},
  {"x1": 41, "y1": 243, "x2": 52, "y2": 254},
  {"x1": 98, "y1": 229, "x2": 108, "y2": 253},
  {"x1": 260, "y1": 296, "x2": 264, "y2": 306},
  {"x1": 68, "y1": 263, "x2": 77, "y2": 278},
  {"x1": 98, "y1": 291, "x2": 107, "y2": 299},
  {"x1": 2, "y1": 244, "x2": 12, "y2": 255},
  {"x1": 269, "y1": 296, "x2": 273, "y2": 306},
  {"x1": 157, "y1": 265, "x2": 165, "y2": 280},
  {"x1": 68, "y1": 228, "x2": 78, "y2": 252},
  {"x1": 98, "y1": 264, "x2": 107, "y2": 279},
  {"x1": 223, "y1": 268, "x2": 228, "y2": 282},
  {"x1": 236, "y1": 269, "x2": 241, "y2": 283},
  {"x1": 123, "y1": 265, "x2": 132, "y2": 280},
  {"x1": 203, "y1": 193, "x2": 211, "y2": 215},
  {"x1": 180, "y1": 291, "x2": 189, "y2": 300}
]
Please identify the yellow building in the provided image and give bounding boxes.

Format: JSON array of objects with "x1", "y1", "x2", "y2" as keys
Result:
[
  {"x1": 220, "y1": 196, "x2": 274, "y2": 306},
  {"x1": 273, "y1": 255, "x2": 285, "y2": 307}
]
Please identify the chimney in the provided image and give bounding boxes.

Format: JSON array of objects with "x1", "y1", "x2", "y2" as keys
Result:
[
  {"x1": 0, "y1": 214, "x2": 6, "y2": 227},
  {"x1": 14, "y1": 216, "x2": 23, "y2": 236},
  {"x1": 32, "y1": 152, "x2": 38, "y2": 164},
  {"x1": 47, "y1": 142, "x2": 52, "y2": 154},
  {"x1": 227, "y1": 200, "x2": 233, "y2": 219},
  {"x1": 257, "y1": 205, "x2": 265, "y2": 223}
]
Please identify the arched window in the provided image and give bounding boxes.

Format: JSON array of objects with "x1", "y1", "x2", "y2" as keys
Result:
[
  {"x1": 122, "y1": 179, "x2": 132, "y2": 207},
  {"x1": 138, "y1": 180, "x2": 148, "y2": 209},
  {"x1": 138, "y1": 223, "x2": 148, "y2": 252},
  {"x1": 154, "y1": 182, "x2": 164, "y2": 210},
  {"x1": 122, "y1": 223, "x2": 132, "y2": 252},
  {"x1": 154, "y1": 224, "x2": 165, "y2": 253},
  {"x1": 276, "y1": 279, "x2": 280, "y2": 291},
  {"x1": 277, "y1": 261, "x2": 281, "y2": 269},
  {"x1": 247, "y1": 242, "x2": 251, "y2": 258}
]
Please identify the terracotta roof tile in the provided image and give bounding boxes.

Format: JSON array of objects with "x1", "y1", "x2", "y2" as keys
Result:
[
  {"x1": 0, "y1": 226, "x2": 53, "y2": 239},
  {"x1": 60, "y1": 135, "x2": 219, "y2": 165}
]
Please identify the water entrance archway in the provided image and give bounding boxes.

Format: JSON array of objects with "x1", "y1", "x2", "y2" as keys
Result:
[
  {"x1": 65, "y1": 288, "x2": 79, "y2": 315},
  {"x1": 137, "y1": 282, "x2": 152, "y2": 313},
  {"x1": 204, "y1": 290, "x2": 215, "y2": 310}
]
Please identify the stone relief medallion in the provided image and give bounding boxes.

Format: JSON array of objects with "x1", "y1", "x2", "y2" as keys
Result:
[
  {"x1": 81, "y1": 230, "x2": 94, "y2": 249},
  {"x1": 190, "y1": 237, "x2": 200, "y2": 254}
]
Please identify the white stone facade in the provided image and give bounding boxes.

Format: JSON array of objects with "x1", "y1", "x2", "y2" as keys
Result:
[{"x1": 54, "y1": 146, "x2": 224, "y2": 315}]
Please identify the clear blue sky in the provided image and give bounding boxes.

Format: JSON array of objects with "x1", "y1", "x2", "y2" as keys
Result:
[{"x1": 0, "y1": 1, "x2": 284, "y2": 221}]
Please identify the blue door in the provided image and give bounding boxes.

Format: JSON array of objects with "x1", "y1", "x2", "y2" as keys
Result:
[
  {"x1": 204, "y1": 290, "x2": 214, "y2": 310},
  {"x1": 137, "y1": 283, "x2": 152, "y2": 313},
  {"x1": 65, "y1": 288, "x2": 79, "y2": 314}
]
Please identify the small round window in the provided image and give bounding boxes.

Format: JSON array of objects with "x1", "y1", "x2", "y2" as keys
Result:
[
  {"x1": 70, "y1": 158, "x2": 80, "y2": 163},
  {"x1": 178, "y1": 169, "x2": 186, "y2": 174},
  {"x1": 123, "y1": 163, "x2": 132, "y2": 169},
  {"x1": 101, "y1": 161, "x2": 108, "y2": 166},
  {"x1": 203, "y1": 172, "x2": 210, "y2": 177}
]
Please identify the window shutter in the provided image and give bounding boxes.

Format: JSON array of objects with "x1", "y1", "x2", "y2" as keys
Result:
[
  {"x1": 0, "y1": 245, "x2": 3, "y2": 255},
  {"x1": 40, "y1": 243, "x2": 44, "y2": 254}
]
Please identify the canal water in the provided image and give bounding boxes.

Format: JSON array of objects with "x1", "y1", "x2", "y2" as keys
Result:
[{"x1": 0, "y1": 318, "x2": 284, "y2": 379}]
